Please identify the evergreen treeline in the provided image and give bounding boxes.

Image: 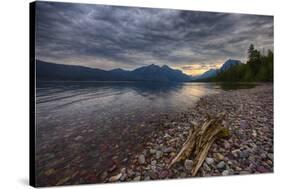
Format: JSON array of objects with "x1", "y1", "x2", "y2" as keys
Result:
[{"x1": 210, "y1": 44, "x2": 273, "y2": 82}]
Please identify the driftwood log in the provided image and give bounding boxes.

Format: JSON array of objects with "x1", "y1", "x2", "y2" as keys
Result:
[{"x1": 168, "y1": 112, "x2": 229, "y2": 176}]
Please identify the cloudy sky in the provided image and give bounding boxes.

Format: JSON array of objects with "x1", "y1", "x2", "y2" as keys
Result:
[{"x1": 35, "y1": 2, "x2": 273, "y2": 75}]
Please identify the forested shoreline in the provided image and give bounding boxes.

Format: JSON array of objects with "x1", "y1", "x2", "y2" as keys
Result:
[{"x1": 204, "y1": 44, "x2": 273, "y2": 82}]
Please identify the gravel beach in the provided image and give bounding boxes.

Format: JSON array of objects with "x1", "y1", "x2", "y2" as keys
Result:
[{"x1": 104, "y1": 84, "x2": 273, "y2": 182}]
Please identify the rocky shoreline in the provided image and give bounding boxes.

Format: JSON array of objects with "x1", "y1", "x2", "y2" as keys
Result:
[{"x1": 103, "y1": 84, "x2": 273, "y2": 182}]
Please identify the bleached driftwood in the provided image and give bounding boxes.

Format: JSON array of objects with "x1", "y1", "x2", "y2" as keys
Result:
[{"x1": 168, "y1": 112, "x2": 229, "y2": 176}]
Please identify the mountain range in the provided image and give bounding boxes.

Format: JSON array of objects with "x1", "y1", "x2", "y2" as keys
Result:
[
  {"x1": 36, "y1": 59, "x2": 242, "y2": 82},
  {"x1": 36, "y1": 60, "x2": 191, "y2": 82}
]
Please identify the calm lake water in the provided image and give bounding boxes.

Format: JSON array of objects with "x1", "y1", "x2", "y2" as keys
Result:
[
  {"x1": 35, "y1": 81, "x2": 255, "y2": 185},
  {"x1": 36, "y1": 82, "x2": 222, "y2": 130}
]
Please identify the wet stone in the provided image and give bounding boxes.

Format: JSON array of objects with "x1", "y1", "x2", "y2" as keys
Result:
[
  {"x1": 184, "y1": 159, "x2": 193, "y2": 171},
  {"x1": 133, "y1": 176, "x2": 141, "y2": 181},
  {"x1": 217, "y1": 161, "x2": 226, "y2": 169},
  {"x1": 159, "y1": 170, "x2": 169, "y2": 179},
  {"x1": 205, "y1": 157, "x2": 215, "y2": 165},
  {"x1": 156, "y1": 151, "x2": 162, "y2": 159},
  {"x1": 100, "y1": 171, "x2": 108, "y2": 180},
  {"x1": 222, "y1": 170, "x2": 229, "y2": 176},
  {"x1": 74, "y1": 135, "x2": 83, "y2": 141},
  {"x1": 214, "y1": 153, "x2": 224, "y2": 161},
  {"x1": 148, "y1": 170, "x2": 158, "y2": 179},
  {"x1": 138, "y1": 154, "x2": 146, "y2": 164},
  {"x1": 109, "y1": 173, "x2": 122, "y2": 182},
  {"x1": 151, "y1": 160, "x2": 157, "y2": 166}
]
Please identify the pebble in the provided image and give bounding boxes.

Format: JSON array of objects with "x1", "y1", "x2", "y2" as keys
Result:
[
  {"x1": 224, "y1": 141, "x2": 231, "y2": 149},
  {"x1": 231, "y1": 149, "x2": 241, "y2": 158},
  {"x1": 180, "y1": 172, "x2": 187, "y2": 178},
  {"x1": 74, "y1": 135, "x2": 83, "y2": 141},
  {"x1": 252, "y1": 130, "x2": 257, "y2": 137},
  {"x1": 205, "y1": 158, "x2": 215, "y2": 165},
  {"x1": 100, "y1": 171, "x2": 108, "y2": 180},
  {"x1": 162, "y1": 147, "x2": 175, "y2": 153},
  {"x1": 109, "y1": 164, "x2": 117, "y2": 172},
  {"x1": 214, "y1": 153, "x2": 224, "y2": 161},
  {"x1": 217, "y1": 161, "x2": 226, "y2": 169},
  {"x1": 267, "y1": 153, "x2": 273, "y2": 160},
  {"x1": 159, "y1": 170, "x2": 169, "y2": 179},
  {"x1": 156, "y1": 151, "x2": 162, "y2": 159},
  {"x1": 222, "y1": 170, "x2": 229, "y2": 176},
  {"x1": 203, "y1": 163, "x2": 211, "y2": 171},
  {"x1": 120, "y1": 173, "x2": 127, "y2": 181},
  {"x1": 133, "y1": 176, "x2": 141, "y2": 181},
  {"x1": 138, "y1": 154, "x2": 145, "y2": 164},
  {"x1": 184, "y1": 159, "x2": 193, "y2": 171},
  {"x1": 240, "y1": 171, "x2": 250, "y2": 175},
  {"x1": 151, "y1": 160, "x2": 157, "y2": 166},
  {"x1": 109, "y1": 173, "x2": 122, "y2": 182},
  {"x1": 150, "y1": 149, "x2": 156, "y2": 154},
  {"x1": 148, "y1": 170, "x2": 158, "y2": 179}
]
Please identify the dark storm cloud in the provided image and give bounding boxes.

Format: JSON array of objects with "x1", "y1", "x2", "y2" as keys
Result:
[{"x1": 35, "y1": 1, "x2": 273, "y2": 70}]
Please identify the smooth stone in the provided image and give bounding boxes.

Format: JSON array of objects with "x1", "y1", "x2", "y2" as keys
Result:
[
  {"x1": 184, "y1": 159, "x2": 193, "y2": 171},
  {"x1": 231, "y1": 149, "x2": 241, "y2": 158},
  {"x1": 240, "y1": 171, "x2": 251, "y2": 175},
  {"x1": 261, "y1": 153, "x2": 267, "y2": 159},
  {"x1": 144, "y1": 176, "x2": 150, "y2": 180},
  {"x1": 100, "y1": 171, "x2": 108, "y2": 180},
  {"x1": 138, "y1": 154, "x2": 146, "y2": 164},
  {"x1": 151, "y1": 160, "x2": 157, "y2": 166},
  {"x1": 150, "y1": 149, "x2": 156, "y2": 154},
  {"x1": 109, "y1": 164, "x2": 117, "y2": 172},
  {"x1": 156, "y1": 151, "x2": 162, "y2": 159},
  {"x1": 222, "y1": 170, "x2": 229, "y2": 176},
  {"x1": 266, "y1": 160, "x2": 273, "y2": 166},
  {"x1": 267, "y1": 153, "x2": 273, "y2": 160},
  {"x1": 252, "y1": 130, "x2": 257, "y2": 137},
  {"x1": 162, "y1": 147, "x2": 175, "y2": 153},
  {"x1": 240, "y1": 120, "x2": 248, "y2": 128},
  {"x1": 180, "y1": 172, "x2": 187, "y2": 178},
  {"x1": 74, "y1": 136, "x2": 83, "y2": 141},
  {"x1": 214, "y1": 153, "x2": 224, "y2": 161},
  {"x1": 203, "y1": 163, "x2": 211, "y2": 171},
  {"x1": 257, "y1": 166, "x2": 268, "y2": 173},
  {"x1": 148, "y1": 170, "x2": 158, "y2": 179},
  {"x1": 159, "y1": 170, "x2": 169, "y2": 178},
  {"x1": 133, "y1": 176, "x2": 141, "y2": 181},
  {"x1": 217, "y1": 161, "x2": 226, "y2": 169},
  {"x1": 240, "y1": 150, "x2": 249, "y2": 158},
  {"x1": 120, "y1": 173, "x2": 127, "y2": 181},
  {"x1": 127, "y1": 169, "x2": 134, "y2": 177},
  {"x1": 224, "y1": 141, "x2": 231, "y2": 149},
  {"x1": 205, "y1": 157, "x2": 215, "y2": 165},
  {"x1": 109, "y1": 173, "x2": 122, "y2": 182}
]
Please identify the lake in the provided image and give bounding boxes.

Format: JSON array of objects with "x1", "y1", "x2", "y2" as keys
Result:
[{"x1": 35, "y1": 81, "x2": 255, "y2": 185}]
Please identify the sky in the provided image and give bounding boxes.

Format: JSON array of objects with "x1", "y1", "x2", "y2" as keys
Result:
[{"x1": 35, "y1": 2, "x2": 273, "y2": 76}]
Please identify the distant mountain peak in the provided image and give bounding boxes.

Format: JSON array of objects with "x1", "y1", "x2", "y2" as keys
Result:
[
  {"x1": 220, "y1": 59, "x2": 242, "y2": 72},
  {"x1": 161, "y1": 65, "x2": 170, "y2": 68},
  {"x1": 110, "y1": 68, "x2": 126, "y2": 72},
  {"x1": 192, "y1": 59, "x2": 242, "y2": 80}
]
